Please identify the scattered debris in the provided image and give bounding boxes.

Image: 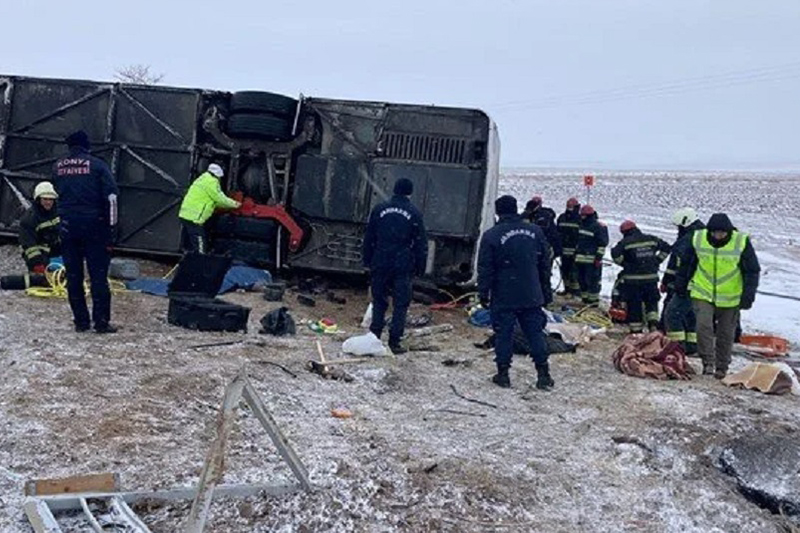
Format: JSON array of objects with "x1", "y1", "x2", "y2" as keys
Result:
[
  {"x1": 407, "y1": 340, "x2": 441, "y2": 352},
  {"x1": 189, "y1": 340, "x2": 246, "y2": 350},
  {"x1": 405, "y1": 324, "x2": 454, "y2": 338},
  {"x1": 307, "y1": 341, "x2": 355, "y2": 381},
  {"x1": 424, "y1": 409, "x2": 486, "y2": 419},
  {"x1": 327, "y1": 291, "x2": 347, "y2": 305},
  {"x1": 342, "y1": 332, "x2": 388, "y2": 356},
  {"x1": 331, "y1": 407, "x2": 353, "y2": 419},
  {"x1": 441, "y1": 358, "x2": 473, "y2": 368},
  {"x1": 259, "y1": 307, "x2": 296, "y2": 336},
  {"x1": 449, "y1": 384, "x2": 498, "y2": 409},
  {"x1": 25, "y1": 473, "x2": 120, "y2": 497},
  {"x1": 297, "y1": 294, "x2": 316, "y2": 307},
  {"x1": 612, "y1": 332, "x2": 694, "y2": 380},
  {"x1": 254, "y1": 360, "x2": 298, "y2": 378},
  {"x1": 406, "y1": 312, "x2": 433, "y2": 328},
  {"x1": 611, "y1": 435, "x2": 652, "y2": 453},
  {"x1": 262, "y1": 282, "x2": 286, "y2": 302},
  {"x1": 722, "y1": 363, "x2": 800, "y2": 395}
]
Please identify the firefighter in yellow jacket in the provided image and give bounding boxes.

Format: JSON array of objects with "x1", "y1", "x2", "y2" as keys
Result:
[{"x1": 178, "y1": 163, "x2": 240, "y2": 253}]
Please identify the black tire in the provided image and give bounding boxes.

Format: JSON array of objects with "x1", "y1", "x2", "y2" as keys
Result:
[
  {"x1": 230, "y1": 91, "x2": 298, "y2": 118},
  {"x1": 227, "y1": 114, "x2": 293, "y2": 141}
]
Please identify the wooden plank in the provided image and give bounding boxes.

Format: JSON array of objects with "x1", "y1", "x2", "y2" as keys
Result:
[{"x1": 25, "y1": 473, "x2": 120, "y2": 496}]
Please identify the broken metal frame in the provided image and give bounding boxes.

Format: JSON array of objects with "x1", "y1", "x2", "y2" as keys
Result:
[{"x1": 24, "y1": 369, "x2": 312, "y2": 533}]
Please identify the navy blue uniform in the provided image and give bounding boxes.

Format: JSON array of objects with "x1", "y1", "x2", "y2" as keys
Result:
[
  {"x1": 52, "y1": 146, "x2": 119, "y2": 330},
  {"x1": 662, "y1": 220, "x2": 704, "y2": 352},
  {"x1": 363, "y1": 195, "x2": 427, "y2": 345},
  {"x1": 478, "y1": 214, "x2": 552, "y2": 368}
]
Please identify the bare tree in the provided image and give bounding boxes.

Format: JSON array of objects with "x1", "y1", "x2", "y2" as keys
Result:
[{"x1": 114, "y1": 64, "x2": 165, "y2": 85}]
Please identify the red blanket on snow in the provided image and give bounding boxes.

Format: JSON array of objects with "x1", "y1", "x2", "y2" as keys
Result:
[{"x1": 613, "y1": 332, "x2": 694, "y2": 380}]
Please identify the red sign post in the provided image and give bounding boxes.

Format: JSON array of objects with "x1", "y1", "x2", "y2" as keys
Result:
[{"x1": 583, "y1": 175, "x2": 595, "y2": 204}]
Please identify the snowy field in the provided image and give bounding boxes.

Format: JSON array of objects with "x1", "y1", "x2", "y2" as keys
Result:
[{"x1": 501, "y1": 170, "x2": 800, "y2": 351}]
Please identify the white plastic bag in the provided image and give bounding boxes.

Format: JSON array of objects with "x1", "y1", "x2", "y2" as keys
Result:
[
  {"x1": 361, "y1": 303, "x2": 373, "y2": 328},
  {"x1": 342, "y1": 332, "x2": 387, "y2": 356}
]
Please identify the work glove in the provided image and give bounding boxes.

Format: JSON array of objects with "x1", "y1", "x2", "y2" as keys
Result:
[
  {"x1": 739, "y1": 298, "x2": 754, "y2": 310},
  {"x1": 479, "y1": 295, "x2": 490, "y2": 309},
  {"x1": 593, "y1": 258, "x2": 602, "y2": 268},
  {"x1": 659, "y1": 283, "x2": 667, "y2": 294},
  {"x1": 31, "y1": 264, "x2": 46, "y2": 274}
]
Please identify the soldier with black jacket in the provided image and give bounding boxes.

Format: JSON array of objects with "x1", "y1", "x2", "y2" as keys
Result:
[
  {"x1": 478, "y1": 195, "x2": 553, "y2": 391},
  {"x1": 611, "y1": 220, "x2": 671, "y2": 333},
  {"x1": 52, "y1": 131, "x2": 120, "y2": 334},
  {"x1": 575, "y1": 205, "x2": 609, "y2": 305},
  {"x1": 523, "y1": 196, "x2": 562, "y2": 259},
  {"x1": 363, "y1": 178, "x2": 427, "y2": 354},
  {"x1": 556, "y1": 198, "x2": 581, "y2": 297},
  {"x1": 19, "y1": 182, "x2": 61, "y2": 273},
  {"x1": 662, "y1": 208, "x2": 705, "y2": 354}
]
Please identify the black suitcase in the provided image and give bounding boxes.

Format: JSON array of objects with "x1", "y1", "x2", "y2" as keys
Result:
[{"x1": 167, "y1": 253, "x2": 250, "y2": 332}]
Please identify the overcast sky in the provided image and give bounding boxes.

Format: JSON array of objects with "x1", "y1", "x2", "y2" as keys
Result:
[{"x1": 3, "y1": 0, "x2": 799, "y2": 169}]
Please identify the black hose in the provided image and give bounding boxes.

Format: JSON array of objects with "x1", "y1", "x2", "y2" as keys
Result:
[{"x1": 756, "y1": 290, "x2": 800, "y2": 303}]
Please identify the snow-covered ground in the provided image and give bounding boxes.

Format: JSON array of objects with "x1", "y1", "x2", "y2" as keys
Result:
[{"x1": 501, "y1": 170, "x2": 800, "y2": 352}]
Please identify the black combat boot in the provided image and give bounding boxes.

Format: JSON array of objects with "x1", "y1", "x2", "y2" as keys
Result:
[
  {"x1": 492, "y1": 365, "x2": 511, "y2": 388},
  {"x1": 535, "y1": 363, "x2": 555, "y2": 390},
  {"x1": 702, "y1": 361, "x2": 715, "y2": 375}
]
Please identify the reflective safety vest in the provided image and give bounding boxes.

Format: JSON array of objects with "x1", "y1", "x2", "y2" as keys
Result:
[
  {"x1": 178, "y1": 172, "x2": 240, "y2": 225},
  {"x1": 689, "y1": 229, "x2": 747, "y2": 308}
]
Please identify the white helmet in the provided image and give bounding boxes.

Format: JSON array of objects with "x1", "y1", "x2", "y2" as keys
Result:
[
  {"x1": 207, "y1": 163, "x2": 224, "y2": 178},
  {"x1": 671, "y1": 207, "x2": 698, "y2": 228},
  {"x1": 33, "y1": 182, "x2": 58, "y2": 200}
]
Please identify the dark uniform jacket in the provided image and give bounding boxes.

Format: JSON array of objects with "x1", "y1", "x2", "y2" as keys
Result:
[
  {"x1": 575, "y1": 214, "x2": 609, "y2": 265},
  {"x1": 611, "y1": 228, "x2": 671, "y2": 284},
  {"x1": 557, "y1": 207, "x2": 581, "y2": 257},
  {"x1": 52, "y1": 147, "x2": 119, "y2": 220},
  {"x1": 478, "y1": 214, "x2": 552, "y2": 309},
  {"x1": 661, "y1": 220, "x2": 704, "y2": 291},
  {"x1": 363, "y1": 195, "x2": 427, "y2": 274},
  {"x1": 19, "y1": 204, "x2": 61, "y2": 270},
  {"x1": 525, "y1": 206, "x2": 562, "y2": 258}
]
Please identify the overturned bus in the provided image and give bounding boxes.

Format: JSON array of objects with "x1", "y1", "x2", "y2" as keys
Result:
[{"x1": 0, "y1": 75, "x2": 499, "y2": 285}]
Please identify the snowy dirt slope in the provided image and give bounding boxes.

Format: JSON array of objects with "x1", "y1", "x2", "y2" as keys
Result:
[
  {"x1": 502, "y1": 170, "x2": 800, "y2": 351},
  {"x1": 0, "y1": 242, "x2": 799, "y2": 532}
]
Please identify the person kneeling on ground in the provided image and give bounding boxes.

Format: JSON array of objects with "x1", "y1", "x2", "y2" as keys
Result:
[
  {"x1": 20, "y1": 181, "x2": 61, "y2": 274},
  {"x1": 478, "y1": 195, "x2": 554, "y2": 390}
]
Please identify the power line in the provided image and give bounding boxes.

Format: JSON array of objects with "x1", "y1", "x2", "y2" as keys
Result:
[{"x1": 489, "y1": 61, "x2": 800, "y2": 112}]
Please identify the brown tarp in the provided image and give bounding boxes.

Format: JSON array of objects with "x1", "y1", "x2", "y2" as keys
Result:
[
  {"x1": 722, "y1": 363, "x2": 795, "y2": 395},
  {"x1": 613, "y1": 332, "x2": 693, "y2": 380}
]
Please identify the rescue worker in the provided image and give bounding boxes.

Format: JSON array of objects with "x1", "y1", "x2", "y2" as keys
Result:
[
  {"x1": 662, "y1": 207, "x2": 705, "y2": 354},
  {"x1": 362, "y1": 178, "x2": 427, "y2": 354},
  {"x1": 675, "y1": 213, "x2": 760, "y2": 378},
  {"x1": 575, "y1": 205, "x2": 608, "y2": 305},
  {"x1": 523, "y1": 196, "x2": 562, "y2": 258},
  {"x1": 19, "y1": 182, "x2": 61, "y2": 273},
  {"x1": 178, "y1": 163, "x2": 241, "y2": 253},
  {"x1": 478, "y1": 195, "x2": 553, "y2": 390},
  {"x1": 556, "y1": 198, "x2": 581, "y2": 297},
  {"x1": 52, "y1": 131, "x2": 119, "y2": 333},
  {"x1": 611, "y1": 220, "x2": 671, "y2": 333}
]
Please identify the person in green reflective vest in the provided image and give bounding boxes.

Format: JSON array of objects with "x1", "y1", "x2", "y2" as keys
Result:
[
  {"x1": 674, "y1": 213, "x2": 760, "y2": 379},
  {"x1": 178, "y1": 163, "x2": 241, "y2": 253}
]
